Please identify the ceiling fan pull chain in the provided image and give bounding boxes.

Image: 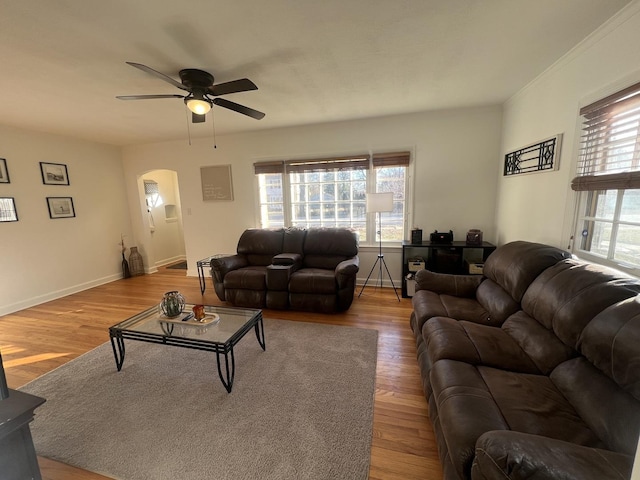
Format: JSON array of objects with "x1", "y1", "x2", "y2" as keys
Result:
[
  {"x1": 185, "y1": 107, "x2": 192, "y2": 146},
  {"x1": 211, "y1": 109, "x2": 217, "y2": 149}
]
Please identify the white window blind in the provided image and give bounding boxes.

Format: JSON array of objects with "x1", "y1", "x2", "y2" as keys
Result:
[{"x1": 572, "y1": 80, "x2": 640, "y2": 191}]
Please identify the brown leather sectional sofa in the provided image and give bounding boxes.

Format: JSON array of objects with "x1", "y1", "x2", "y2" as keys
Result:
[
  {"x1": 211, "y1": 227, "x2": 359, "y2": 313},
  {"x1": 410, "y1": 241, "x2": 640, "y2": 480}
]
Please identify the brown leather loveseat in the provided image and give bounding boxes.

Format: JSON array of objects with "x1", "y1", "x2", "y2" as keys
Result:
[
  {"x1": 410, "y1": 241, "x2": 640, "y2": 480},
  {"x1": 211, "y1": 227, "x2": 359, "y2": 313}
]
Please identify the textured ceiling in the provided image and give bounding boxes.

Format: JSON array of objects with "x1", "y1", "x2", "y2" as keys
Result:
[{"x1": 0, "y1": 0, "x2": 632, "y2": 146}]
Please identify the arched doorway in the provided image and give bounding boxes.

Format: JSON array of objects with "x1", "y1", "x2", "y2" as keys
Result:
[{"x1": 139, "y1": 169, "x2": 186, "y2": 271}]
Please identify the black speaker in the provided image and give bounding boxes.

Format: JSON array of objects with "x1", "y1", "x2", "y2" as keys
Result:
[{"x1": 411, "y1": 229, "x2": 422, "y2": 244}]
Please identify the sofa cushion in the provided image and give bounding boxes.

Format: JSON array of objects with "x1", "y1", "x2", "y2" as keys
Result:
[
  {"x1": 289, "y1": 268, "x2": 336, "y2": 294},
  {"x1": 482, "y1": 241, "x2": 571, "y2": 302},
  {"x1": 412, "y1": 291, "x2": 489, "y2": 334},
  {"x1": 223, "y1": 266, "x2": 267, "y2": 290},
  {"x1": 302, "y1": 228, "x2": 358, "y2": 269},
  {"x1": 423, "y1": 317, "x2": 539, "y2": 374},
  {"x1": 237, "y1": 228, "x2": 284, "y2": 266},
  {"x1": 522, "y1": 259, "x2": 640, "y2": 348},
  {"x1": 282, "y1": 227, "x2": 307, "y2": 254},
  {"x1": 501, "y1": 311, "x2": 576, "y2": 375}
]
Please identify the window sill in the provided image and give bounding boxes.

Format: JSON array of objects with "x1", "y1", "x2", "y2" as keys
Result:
[{"x1": 572, "y1": 251, "x2": 640, "y2": 279}]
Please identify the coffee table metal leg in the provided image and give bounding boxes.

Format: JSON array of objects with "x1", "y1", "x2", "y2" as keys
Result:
[
  {"x1": 110, "y1": 334, "x2": 126, "y2": 371},
  {"x1": 216, "y1": 349, "x2": 235, "y2": 393},
  {"x1": 254, "y1": 317, "x2": 266, "y2": 351}
]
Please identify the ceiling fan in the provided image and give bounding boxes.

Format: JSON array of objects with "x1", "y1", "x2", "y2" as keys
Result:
[{"x1": 116, "y1": 62, "x2": 265, "y2": 123}]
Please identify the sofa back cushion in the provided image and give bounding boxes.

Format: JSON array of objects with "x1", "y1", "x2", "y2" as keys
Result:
[
  {"x1": 578, "y1": 296, "x2": 640, "y2": 401},
  {"x1": 502, "y1": 311, "x2": 576, "y2": 375},
  {"x1": 483, "y1": 241, "x2": 571, "y2": 303},
  {"x1": 521, "y1": 259, "x2": 640, "y2": 349},
  {"x1": 237, "y1": 228, "x2": 284, "y2": 266},
  {"x1": 302, "y1": 228, "x2": 358, "y2": 269},
  {"x1": 283, "y1": 227, "x2": 307, "y2": 254}
]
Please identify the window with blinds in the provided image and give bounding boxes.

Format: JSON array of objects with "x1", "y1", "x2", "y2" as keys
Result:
[
  {"x1": 572, "y1": 81, "x2": 640, "y2": 272},
  {"x1": 254, "y1": 152, "x2": 411, "y2": 244}
]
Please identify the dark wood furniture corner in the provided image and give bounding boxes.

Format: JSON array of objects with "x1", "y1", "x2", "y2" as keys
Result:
[
  {"x1": 401, "y1": 240, "x2": 496, "y2": 298},
  {"x1": 0, "y1": 389, "x2": 46, "y2": 480}
]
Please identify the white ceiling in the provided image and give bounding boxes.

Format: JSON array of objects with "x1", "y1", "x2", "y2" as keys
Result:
[{"x1": 0, "y1": 0, "x2": 632, "y2": 146}]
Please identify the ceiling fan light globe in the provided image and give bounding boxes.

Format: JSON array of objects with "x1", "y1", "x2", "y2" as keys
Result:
[{"x1": 186, "y1": 98, "x2": 211, "y2": 115}]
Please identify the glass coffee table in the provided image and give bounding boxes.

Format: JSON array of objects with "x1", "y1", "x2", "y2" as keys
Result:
[{"x1": 109, "y1": 304, "x2": 265, "y2": 393}]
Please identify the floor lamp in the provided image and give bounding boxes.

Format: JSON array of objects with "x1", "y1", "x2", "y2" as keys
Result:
[{"x1": 358, "y1": 192, "x2": 400, "y2": 301}]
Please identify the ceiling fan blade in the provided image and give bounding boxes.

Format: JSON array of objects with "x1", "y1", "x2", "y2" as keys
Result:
[
  {"x1": 209, "y1": 78, "x2": 258, "y2": 96},
  {"x1": 192, "y1": 112, "x2": 206, "y2": 123},
  {"x1": 125, "y1": 62, "x2": 189, "y2": 92},
  {"x1": 116, "y1": 94, "x2": 184, "y2": 100},
  {"x1": 213, "y1": 98, "x2": 265, "y2": 120}
]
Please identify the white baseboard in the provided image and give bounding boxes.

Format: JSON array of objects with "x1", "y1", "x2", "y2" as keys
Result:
[
  {"x1": 154, "y1": 255, "x2": 186, "y2": 268},
  {"x1": 0, "y1": 273, "x2": 123, "y2": 317}
]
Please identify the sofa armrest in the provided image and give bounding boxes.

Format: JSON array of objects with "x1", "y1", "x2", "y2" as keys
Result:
[
  {"x1": 335, "y1": 257, "x2": 359, "y2": 288},
  {"x1": 472, "y1": 431, "x2": 633, "y2": 480},
  {"x1": 272, "y1": 253, "x2": 303, "y2": 267},
  {"x1": 415, "y1": 269, "x2": 483, "y2": 297},
  {"x1": 266, "y1": 264, "x2": 296, "y2": 290},
  {"x1": 210, "y1": 255, "x2": 248, "y2": 282}
]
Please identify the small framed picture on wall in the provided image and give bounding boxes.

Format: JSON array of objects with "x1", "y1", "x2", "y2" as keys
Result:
[
  {"x1": 0, "y1": 197, "x2": 18, "y2": 222},
  {"x1": 40, "y1": 162, "x2": 70, "y2": 185},
  {"x1": 0, "y1": 158, "x2": 9, "y2": 184},
  {"x1": 47, "y1": 197, "x2": 75, "y2": 219}
]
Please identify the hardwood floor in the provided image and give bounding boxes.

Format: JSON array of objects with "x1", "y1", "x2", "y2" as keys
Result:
[{"x1": 0, "y1": 267, "x2": 443, "y2": 480}]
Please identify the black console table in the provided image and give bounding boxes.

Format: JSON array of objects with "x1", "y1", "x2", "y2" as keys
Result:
[{"x1": 401, "y1": 240, "x2": 496, "y2": 298}]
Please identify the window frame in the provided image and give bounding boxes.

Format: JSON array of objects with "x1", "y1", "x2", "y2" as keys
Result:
[
  {"x1": 571, "y1": 80, "x2": 640, "y2": 276},
  {"x1": 254, "y1": 152, "x2": 413, "y2": 246}
]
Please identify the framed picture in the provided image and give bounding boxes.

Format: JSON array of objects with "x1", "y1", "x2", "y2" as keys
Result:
[
  {"x1": 0, "y1": 197, "x2": 18, "y2": 222},
  {"x1": 200, "y1": 165, "x2": 234, "y2": 201},
  {"x1": 40, "y1": 162, "x2": 70, "y2": 185},
  {"x1": 47, "y1": 196, "x2": 75, "y2": 219},
  {"x1": 0, "y1": 159, "x2": 9, "y2": 184}
]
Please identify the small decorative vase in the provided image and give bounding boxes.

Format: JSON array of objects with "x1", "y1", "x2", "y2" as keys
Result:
[
  {"x1": 128, "y1": 246, "x2": 144, "y2": 276},
  {"x1": 160, "y1": 291, "x2": 185, "y2": 318},
  {"x1": 122, "y1": 253, "x2": 131, "y2": 279}
]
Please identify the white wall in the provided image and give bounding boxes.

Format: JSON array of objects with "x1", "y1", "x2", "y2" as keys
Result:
[
  {"x1": 496, "y1": 2, "x2": 640, "y2": 248},
  {"x1": 122, "y1": 106, "x2": 503, "y2": 284},
  {"x1": 0, "y1": 125, "x2": 133, "y2": 315}
]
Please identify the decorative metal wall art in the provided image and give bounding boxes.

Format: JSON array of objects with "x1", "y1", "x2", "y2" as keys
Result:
[{"x1": 504, "y1": 134, "x2": 562, "y2": 176}]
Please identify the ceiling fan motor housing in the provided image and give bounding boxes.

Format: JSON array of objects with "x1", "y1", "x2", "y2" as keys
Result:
[{"x1": 179, "y1": 69, "x2": 214, "y2": 90}]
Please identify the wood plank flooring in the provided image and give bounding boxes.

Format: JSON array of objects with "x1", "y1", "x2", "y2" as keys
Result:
[{"x1": 0, "y1": 267, "x2": 443, "y2": 480}]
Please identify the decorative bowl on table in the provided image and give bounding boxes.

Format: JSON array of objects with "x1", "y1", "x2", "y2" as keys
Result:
[{"x1": 159, "y1": 291, "x2": 185, "y2": 318}]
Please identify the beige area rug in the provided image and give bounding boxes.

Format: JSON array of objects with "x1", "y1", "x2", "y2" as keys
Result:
[{"x1": 19, "y1": 318, "x2": 378, "y2": 480}]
